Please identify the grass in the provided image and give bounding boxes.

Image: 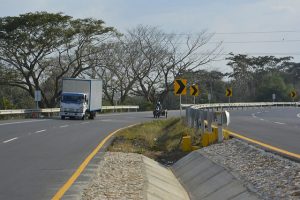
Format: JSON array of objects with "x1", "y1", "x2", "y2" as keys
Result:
[{"x1": 107, "y1": 117, "x2": 200, "y2": 165}]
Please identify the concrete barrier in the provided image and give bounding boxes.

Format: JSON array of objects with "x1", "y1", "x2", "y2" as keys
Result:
[{"x1": 172, "y1": 150, "x2": 259, "y2": 200}]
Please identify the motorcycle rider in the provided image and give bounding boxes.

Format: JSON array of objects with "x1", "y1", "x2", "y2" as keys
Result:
[{"x1": 156, "y1": 101, "x2": 162, "y2": 111}]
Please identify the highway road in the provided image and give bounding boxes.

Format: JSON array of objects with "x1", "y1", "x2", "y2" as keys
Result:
[
  {"x1": 0, "y1": 111, "x2": 178, "y2": 200},
  {"x1": 228, "y1": 107, "x2": 300, "y2": 155},
  {"x1": 0, "y1": 107, "x2": 299, "y2": 199}
]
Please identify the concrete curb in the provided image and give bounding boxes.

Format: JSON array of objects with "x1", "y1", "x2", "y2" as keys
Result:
[
  {"x1": 172, "y1": 150, "x2": 260, "y2": 200},
  {"x1": 143, "y1": 156, "x2": 190, "y2": 200}
]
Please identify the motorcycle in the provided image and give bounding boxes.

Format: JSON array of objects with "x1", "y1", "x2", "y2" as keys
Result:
[{"x1": 153, "y1": 107, "x2": 161, "y2": 118}]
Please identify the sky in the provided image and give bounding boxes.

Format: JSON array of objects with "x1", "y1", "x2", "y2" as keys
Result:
[{"x1": 1, "y1": 0, "x2": 300, "y2": 72}]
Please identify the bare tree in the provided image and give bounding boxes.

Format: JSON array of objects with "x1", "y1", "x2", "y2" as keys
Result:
[{"x1": 122, "y1": 26, "x2": 222, "y2": 104}]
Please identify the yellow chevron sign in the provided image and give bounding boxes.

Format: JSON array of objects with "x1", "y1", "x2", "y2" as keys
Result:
[
  {"x1": 290, "y1": 91, "x2": 296, "y2": 98},
  {"x1": 174, "y1": 79, "x2": 187, "y2": 95},
  {"x1": 190, "y1": 85, "x2": 199, "y2": 96},
  {"x1": 225, "y1": 88, "x2": 232, "y2": 97}
]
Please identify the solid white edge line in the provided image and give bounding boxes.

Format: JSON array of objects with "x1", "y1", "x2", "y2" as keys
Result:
[
  {"x1": 3, "y1": 137, "x2": 18, "y2": 143},
  {"x1": 0, "y1": 119, "x2": 49, "y2": 126}
]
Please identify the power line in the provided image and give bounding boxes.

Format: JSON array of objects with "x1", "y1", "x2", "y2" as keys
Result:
[
  {"x1": 210, "y1": 39, "x2": 300, "y2": 44},
  {"x1": 196, "y1": 52, "x2": 300, "y2": 56},
  {"x1": 213, "y1": 30, "x2": 300, "y2": 35},
  {"x1": 168, "y1": 30, "x2": 300, "y2": 36}
]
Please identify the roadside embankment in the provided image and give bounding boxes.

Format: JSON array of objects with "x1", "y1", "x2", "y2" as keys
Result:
[
  {"x1": 81, "y1": 152, "x2": 189, "y2": 200},
  {"x1": 182, "y1": 139, "x2": 300, "y2": 200},
  {"x1": 80, "y1": 118, "x2": 300, "y2": 200}
]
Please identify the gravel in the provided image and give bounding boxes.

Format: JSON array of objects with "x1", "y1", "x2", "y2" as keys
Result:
[
  {"x1": 81, "y1": 152, "x2": 146, "y2": 200},
  {"x1": 81, "y1": 139, "x2": 300, "y2": 200},
  {"x1": 199, "y1": 139, "x2": 300, "y2": 200}
]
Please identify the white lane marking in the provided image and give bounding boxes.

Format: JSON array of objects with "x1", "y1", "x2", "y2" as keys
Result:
[
  {"x1": 274, "y1": 122, "x2": 286, "y2": 125},
  {"x1": 260, "y1": 118, "x2": 265, "y2": 121},
  {"x1": 35, "y1": 129, "x2": 46, "y2": 133},
  {"x1": 100, "y1": 119, "x2": 115, "y2": 122},
  {"x1": 0, "y1": 119, "x2": 49, "y2": 126},
  {"x1": 251, "y1": 113, "x2": 257, "y2": 118},
  {"x1": 80, "y1": 122, "x2": 89, "y2": 125},
  {"x1": 297, "y1": 113, "x2": 300, "y2": 118},
  {"x1": 3, "y1": 137, "x2": 18, "y2": 143},
  {"x1": 257, "y1": 112, "x2": 261, "y2": 114},
  {"x1": 59, "y1": 125, "x2": 69, "y2": 128}
]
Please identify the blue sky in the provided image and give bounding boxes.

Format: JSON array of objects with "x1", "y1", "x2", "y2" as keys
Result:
[{"x1": 1, "y1": 0, "x2": 299, "y2": 71}]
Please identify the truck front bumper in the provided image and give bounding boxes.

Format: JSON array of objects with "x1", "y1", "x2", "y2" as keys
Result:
[{"x1": 60, "y1": 112, "x2": 84, "y2": 117}]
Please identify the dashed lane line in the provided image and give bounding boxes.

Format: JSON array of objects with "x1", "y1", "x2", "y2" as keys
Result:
[
  {"x1": 59, "y1": 125, "x2": 69, "y2": 128},
  {"x1": 273, "y1": 122, "x2": 286, "y2": 125},
  {"x1": 3, "y1": 137, "x2": 18, "y2": 144},
  {"x1": 297, "y1": 113, "x2": 300, "y2": 118},
  {"x1": 35, "y1": 129, "x2": 46, "y2": 133}
]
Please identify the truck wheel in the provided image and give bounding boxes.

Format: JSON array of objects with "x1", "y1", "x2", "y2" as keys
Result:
[
  {"x1": 61, "y1": 116, "x2": 65, "y2": 120},
  {"x1": 89, "y1": 112, "x2": 95, "y2": 120}
]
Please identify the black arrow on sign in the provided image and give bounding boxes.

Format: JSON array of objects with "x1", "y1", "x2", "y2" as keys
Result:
[
  {"x1": 291, "y1": 91, "x2": 296, "y2": 98},
  {"x1": 176, "y1": 80, "x2": 186, "y2": 94},
  {"x1": 226, "y1": 88, "x2": 232, "y2": 96},
  {"x1": 191, "y1": 85, "x2": 197, "y2": 95}
]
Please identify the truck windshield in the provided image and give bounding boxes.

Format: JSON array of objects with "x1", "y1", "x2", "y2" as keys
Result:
[{"x1": 61, "y1": 94, "x2": 84, "y2": 104}]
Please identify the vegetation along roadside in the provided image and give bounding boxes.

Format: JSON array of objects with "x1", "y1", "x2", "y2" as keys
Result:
[{"x1": 107, "y1": 117, "x2": 200, "y2": 166}]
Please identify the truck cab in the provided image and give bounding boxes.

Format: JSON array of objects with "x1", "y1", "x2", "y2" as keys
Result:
[
  {"x1": 59, "y1": 78, "x2": 102, "y2": 120},
  {"x1": 60, "y1": 92, "x2": 88, "y2": 120}
]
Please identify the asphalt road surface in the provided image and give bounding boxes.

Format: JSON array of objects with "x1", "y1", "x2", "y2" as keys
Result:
[
  {"x1": 0, "y1": 107, "x2": 299, "y2": 199},
  {"x1": 228, "y1": 107, "x2": 300, "y2": 155},
  {"x1": 0, "y1": 111, "x2": 178, "y2": 200}
]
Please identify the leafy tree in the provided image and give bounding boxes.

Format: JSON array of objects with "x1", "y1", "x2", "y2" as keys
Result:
[
  {"x1": 0, "y1": 12, "x2": 115, "y2": 107},
  {"x1": 227, "y1": 53, "x2": 293, "y2": 102},
  {"x1": 256, "y1": 73, "x2": 292, "y2": 101}
]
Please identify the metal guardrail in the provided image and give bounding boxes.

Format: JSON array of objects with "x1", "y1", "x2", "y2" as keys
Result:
[
  {"x1": 0, "y1": 106, "x2": 139, "y2": 115},
  {"x1": 182, "y1": 102, "x2": 300, "y2": 110},
  {"x1": 185, "y1": 102, "x2": 300, "y2": 143}
]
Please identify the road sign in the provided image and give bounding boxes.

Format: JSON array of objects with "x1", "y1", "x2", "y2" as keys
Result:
[
  {"x1": 35, "y1": 90, "x2": 41, "y2": 101},
  {"x1": 174, "y1": 79, "x2": 187, "y2": 95},
  {"x1": 190, "y1": 85, "x2": 199, "y2": 96},
  {"x1": 225, "y1": 88, "x2": 232, "y2": 97},
  {"x1": 290, "y1": 91, "x2": 296, "y2": 98}
]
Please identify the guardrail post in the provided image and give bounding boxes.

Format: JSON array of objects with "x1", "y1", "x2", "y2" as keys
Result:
[
  {"x1": 200, "y1": 111, "x2": 205, "y2": 133},
  {"x1": 207, "y1": 112, "x2": 213, "y2": 133}
]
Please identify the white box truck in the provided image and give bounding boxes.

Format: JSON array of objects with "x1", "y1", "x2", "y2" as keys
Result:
[{"x1": 60, "y1": 78, "x2": 102, "y2": 120}]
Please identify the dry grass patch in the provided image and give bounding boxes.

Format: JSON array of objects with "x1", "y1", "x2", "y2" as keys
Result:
[{"x1": 107, "y1": 117, "x2": 199, "y2": 165}]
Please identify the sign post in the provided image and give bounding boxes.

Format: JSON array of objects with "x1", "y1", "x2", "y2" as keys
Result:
[
  {"x1": 34, "y1": 90, "x2": 41, "y2": 110},
  {"x1": 208, "y1": 93, "x2": 211, "y2": 104},
  {"x1": 174, "y1": 79, "x2": 187, "y2": 117},
  {"x1": 272, "y1": 93, "x2": 276, "y2": 104}
]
